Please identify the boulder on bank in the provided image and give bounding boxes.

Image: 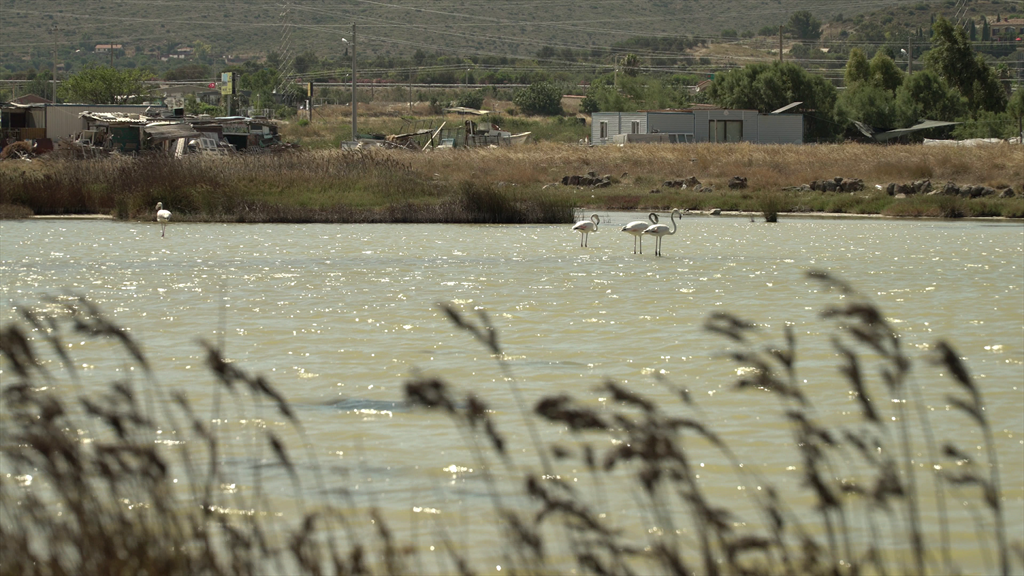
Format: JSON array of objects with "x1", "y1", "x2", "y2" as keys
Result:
[
  {"x1": 727, "y1": 176, "x2": 748, "y2": 189},
  {"x1": 810, "y1": 177, "x2": 864, "y2": 193},
  {"x1": 890, "y1": 180, "x2": 1005, "y2": 198},
  {"x1": 937, "y1": 181, "x2": 960, "y2": 196},
  {"x1": 562, "y1": 172, "x2": 612, "y2": 188},
  {"x1": 663, "y1": 176, "x2": 701, "y2": 189},
  {"x1": 885, "y1": 179, "x2": 935, "y2": 195}
]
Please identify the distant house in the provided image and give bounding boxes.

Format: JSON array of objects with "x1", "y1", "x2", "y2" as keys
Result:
[
  {"x1": 989, "y1": 18, "x2": 1024, "y2": 37},
  {"x1": 170, "y1": 46, "x2": 194, "y2": 60},
  {"x1": 94, "y1": 44, "x2": 123, "y2": 53},
  {"x1": 590, "y1": 109, "x2": 804, "y2": 145}
]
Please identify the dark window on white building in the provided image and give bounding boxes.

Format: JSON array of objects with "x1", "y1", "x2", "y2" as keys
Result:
[{"x1": 710, "y1": 119, "x2": 743, "y2": 142}]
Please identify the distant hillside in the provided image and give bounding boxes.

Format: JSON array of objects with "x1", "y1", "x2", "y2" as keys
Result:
[{"x1": 1, "y1": 0, "x2": 1019, "y2": 79}]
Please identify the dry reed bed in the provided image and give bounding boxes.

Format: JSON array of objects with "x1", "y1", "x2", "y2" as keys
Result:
[
  {"x1": 420, "y1": 142, "x2": 1024, "y2": 191},
  {"x1": 1, "y1": 143, "x2": 1021, "y2": 221}
]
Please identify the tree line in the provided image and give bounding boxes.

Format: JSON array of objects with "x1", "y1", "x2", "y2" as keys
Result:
[
  {"x1": 596, "y1": 16, "x2": 1022, "y2": 141},
  {"x1": 11, "y1": 16, "x2": 1024, "y2": 141}
]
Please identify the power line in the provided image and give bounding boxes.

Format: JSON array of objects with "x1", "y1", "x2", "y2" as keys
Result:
[{"x1": 3, "y1": 0, "x2": 1015, "y2": 91}]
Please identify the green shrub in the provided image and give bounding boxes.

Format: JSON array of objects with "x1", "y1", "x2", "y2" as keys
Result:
[
  {"x1": 456, "y1": 89, "x2": 486, "y2": 110},
  {"x1": 757, "y1": 191, "x2": 786, "y2": 222},
  {"x1": 513, "y1": 81, "x2": 563, "y2": 116}
]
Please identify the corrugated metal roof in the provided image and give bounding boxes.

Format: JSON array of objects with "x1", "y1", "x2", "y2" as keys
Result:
[
  {"x1": 144, "y1": 124, "x2": 201, "y2": 141},
  {"x1": 79, "y1": 111, "x2": 151, "y2": 124},
  {"x1": 873, "y1": 119, "x2": 960, "y2": 142}
]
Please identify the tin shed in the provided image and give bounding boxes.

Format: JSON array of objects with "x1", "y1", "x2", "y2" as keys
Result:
[
  {"x1": 45, "y1": 104, "x2": 156, "y2": 140},
  {"x1": 108, "y1": 125, "x2": 142, "y2": 153},
  {"x1": 756, "y1": 114, "x2": 804, "y2": 144}
]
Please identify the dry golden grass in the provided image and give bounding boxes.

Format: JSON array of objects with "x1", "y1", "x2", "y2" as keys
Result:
[
  {"x1": 277, "y1": 100, "x2": 1022, "y2": 194},
  {"x1": 3, "y1": 141, "x2": 1021, "y2": 219},
  {"x1": 409, "y1": 141, "x2": 1024, "y2": 192},
  {"x1": 4, "y1": 141, "x2": 1021, "y2": 195}
]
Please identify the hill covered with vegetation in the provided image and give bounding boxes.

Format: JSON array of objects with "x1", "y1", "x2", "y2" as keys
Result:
[
  {"x1": 1, "y1": 0, "x2": 1020, "y2": 87},
  {"x1": 2, "y1": 1, "x2": 1022, "y2": 144}
]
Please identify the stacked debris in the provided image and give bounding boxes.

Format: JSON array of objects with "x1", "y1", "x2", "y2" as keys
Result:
[{"x1": 0, "y1": 141, "x2": 35, "y2": 160}]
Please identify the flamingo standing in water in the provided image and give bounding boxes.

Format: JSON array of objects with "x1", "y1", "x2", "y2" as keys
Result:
[
  {"x1": 642, "y1": 208, "x2": 682, "y2": 256},
  {"x1": 156, "y1": 202, "x2": 171, "y2": 237},
  {"x1": 572, "y1": 214, "x2": 600, "y2": 247},
  {"x1": 621, "y1": 212, "x2": 659, "y2": 254}
]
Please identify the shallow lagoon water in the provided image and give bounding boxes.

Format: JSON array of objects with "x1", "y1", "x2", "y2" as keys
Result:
[{"x1": 2, "y1": 214, "x2": 1022, "y2": 572}]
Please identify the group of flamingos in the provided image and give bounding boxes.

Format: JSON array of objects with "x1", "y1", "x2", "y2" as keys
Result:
[
  {"x1": 572, "y1": 209, "x2": 681, "y2": 256},
  {"x1": 157, "y1": 201, "x2": 679, "y2": 255}
]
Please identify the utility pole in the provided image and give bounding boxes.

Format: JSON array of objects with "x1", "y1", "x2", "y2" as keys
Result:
[
  {"x1": 907, "y1": 38, "x2": 912, "y2": 75},
  {"x1": 110, "y1": 42, "x2": 114, "y2": 68},
  {"x1": 779, "y1": 26, "x2": 783, "y2": 63},
  {"x1": 351, "y1": 23, "x2": 357, "y2": 142},
  {"x1": 50, "y1": 25, "x2": 59, "y2": 102}
]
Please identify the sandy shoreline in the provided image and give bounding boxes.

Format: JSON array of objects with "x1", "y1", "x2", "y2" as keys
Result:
[{"x1": 28, "y1": 214, "x2": 116, "y2": 220}]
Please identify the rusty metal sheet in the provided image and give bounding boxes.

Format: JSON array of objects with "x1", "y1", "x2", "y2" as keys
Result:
[{"x1": 144, "y1": 123, "x2": 200, "y2": 141}]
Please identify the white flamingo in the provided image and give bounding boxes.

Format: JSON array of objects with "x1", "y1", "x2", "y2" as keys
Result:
[
  {"x1": 621, "y1": 212, "x2": 659, "y2": 254},
  {"x1": 156, "y1": 202, "x2": 171, "y2": 237},
  {"x1": 572, "y1": 214, "x2": 600, "y2": 247},
  {"x1": 642, "y1": 208, "x2": 682, "y2": 256}
]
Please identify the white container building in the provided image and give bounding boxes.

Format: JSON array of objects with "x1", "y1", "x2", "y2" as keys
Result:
[{"x1": 591, "y1": 109, "x2": 803, "y2": 145}]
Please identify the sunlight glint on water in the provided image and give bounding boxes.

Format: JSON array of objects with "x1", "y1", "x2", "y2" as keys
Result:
[{"x1": 2, "y1": 215, "x2": 1022, "y2": 572}]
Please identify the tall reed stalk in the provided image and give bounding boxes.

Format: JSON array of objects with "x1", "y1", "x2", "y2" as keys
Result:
[{"x1": 406, "y1": 271, "x2": 1015, "y2": 575}]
